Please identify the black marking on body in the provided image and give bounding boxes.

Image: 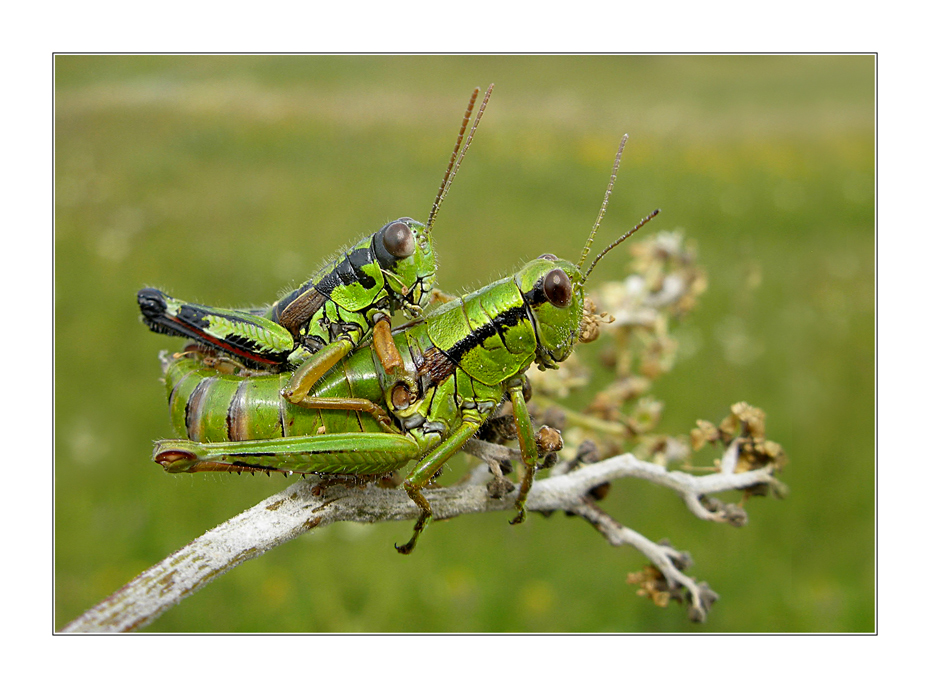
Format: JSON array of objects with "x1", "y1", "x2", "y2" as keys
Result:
[
  {"x1": 298, "y1": 333, "x2": 327, "y2": 353},
  {"x1": 521, "y1": 276, "x2": 550, "y2": 309},
  {"x1": 277, "y1": 245, "x2": 383, "y2": 336},
  {"x1": 316, "y1": 247, "x2": 378, "y2": 295},
  {"x1": 518, "y1": 279, "x2": 554, "y2": 360},
  {"x1": 444, "y1": 306, "x2": 528, "y2": 364},
  {"x1": 137, "y1": 288, "x2": 168, "y2": 320},
  {"x1": 421, "y1": 385, "x2": 441, "y2": 434},
  {"x1": 223, "y1": 332, "x2": 280, "y2": 358},
  {"x1": 168, "y1": 368, "x2": 195, "y2": 416},
  {"x1": 278, "y1": 384, "x2": 289, "y2": 437},
  {"x1": 176, "y1": 304, "x2": 211, "y2": 330},
  {"x1": 185, "y1": 377, "x2": 217, "y2": 441},
  {"x1": 481, "y1": 301, "x2": 521, "y2": 356},
  {"x1": 227, "y1": 380, "x2": 248, "y2": 441},
  {"x1": 347, "y1": 247, "x2": 379, "y2": 288},
  {"x1": 372, "y1": 224, "x2": 402, "y2": 271}
]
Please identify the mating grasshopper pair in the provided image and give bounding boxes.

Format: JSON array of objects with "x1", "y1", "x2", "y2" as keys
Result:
[{"x1": 141, "y1": 87, "x2": 659, "y2": 553}]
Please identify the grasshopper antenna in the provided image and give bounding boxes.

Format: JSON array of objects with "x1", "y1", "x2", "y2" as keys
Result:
[
  {"x1": 426, "y1": 84, "x2": 494, "y2": 231},
  {"x1": 583, "y1": 208, "x2": 661, "y2": 283},
  {"x1": 578, "y1": 134, "x2": 628, "y2": 270}
]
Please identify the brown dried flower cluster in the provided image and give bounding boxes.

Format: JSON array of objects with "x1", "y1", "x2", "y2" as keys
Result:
[
  {"x1": 517, "y1": 229, "x2": 784, "y2": 619},
  {"x1": 537, "y1": 231, "x2": 709, "y2": 462},
  {"x1": 627, "y1": 565, "x2": 672, "y2": 607},
  {"x1": 626, "y1": 560, "x2": 719, "y2": 620},
  {"x1": 691, "y1": 402, "x2": 788, "y2": 474},
  {"x1": 593, "y1": 231, "x2": 706, "y2": 378},
  {"x1": 579, "y1": 297, "x2": 614, "y2": 343},
  {"x1": 522, "y1": 227, "x2": 787, "y2": 496}
]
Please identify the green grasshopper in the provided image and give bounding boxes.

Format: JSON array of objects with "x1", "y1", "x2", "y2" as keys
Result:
[
  {"x1": 152, "y1": 136, "x2": 659, "y2": 554},
  {"x1": 138, "y1": 85, "x2": 493, "y2": 405}
]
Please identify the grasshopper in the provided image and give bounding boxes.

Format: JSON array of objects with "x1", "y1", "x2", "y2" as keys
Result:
[
  {"x1": 152, "y1": 136, "x2": 659, "y2": 553},
  {"x1": 138, "y1": 85, "x2": 493, "y2": 405}
]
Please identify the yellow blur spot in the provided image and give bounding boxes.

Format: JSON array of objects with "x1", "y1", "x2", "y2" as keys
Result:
[
  {"x1": 260, "y1": 573, "x2": 293, "y2": 609},
  {"x1": 519, "y1": 580, "x2": 555, "y2": 617}
]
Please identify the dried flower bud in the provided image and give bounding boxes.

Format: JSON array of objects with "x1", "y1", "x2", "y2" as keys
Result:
[
  {"x1": 692, "y1": 419, "x2": 720, "y2": 449},
  {"x1": 627, "y1": 565, "x2": 671, "y2": 608},
  {"x1": 579, "y1": 297, "x2": 614, "y2": 343}
]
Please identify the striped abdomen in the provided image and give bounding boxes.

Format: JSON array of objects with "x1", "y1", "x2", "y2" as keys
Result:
[{"x1": 163, "y1": 353, "x2": 385, "y2": 443}]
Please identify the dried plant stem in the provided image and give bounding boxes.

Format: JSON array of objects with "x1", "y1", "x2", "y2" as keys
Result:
[
  {"x1": 61, "y1": 449, "x2": 782, "y2": 633},
  {"x1": 536, "y1": 398, "x2": 634, "y2": 437}
]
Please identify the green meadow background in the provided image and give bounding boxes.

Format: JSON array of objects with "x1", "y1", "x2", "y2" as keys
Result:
[{"x1": 55, "y1": 55, "x2": 874, "y2": 632}]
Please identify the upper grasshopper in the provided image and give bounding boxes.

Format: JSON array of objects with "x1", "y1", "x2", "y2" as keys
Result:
[
  {"x1": 138, "y1": 85, "x2": 493, "y2": 406},
  {"x1": 151, "y1": 135, "x2": 660, "y2": 554}
]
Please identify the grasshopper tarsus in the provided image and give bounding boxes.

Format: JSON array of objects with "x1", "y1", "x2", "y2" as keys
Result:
[
  {"x1": 394, "y1": 513, "x2": 429, "y2": 555},
  {"x1": 394, "y1": 542, "x2": 413, "y2": 555}
]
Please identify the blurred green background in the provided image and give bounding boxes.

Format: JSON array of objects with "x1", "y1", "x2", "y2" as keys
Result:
[{"x1": 55, "y1": 55, "x2": 874, "y2": 632}]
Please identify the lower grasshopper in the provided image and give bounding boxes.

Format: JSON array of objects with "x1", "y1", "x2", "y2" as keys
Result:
[
  {"x1": 139, "y1": 85, "x2": 493, "y2": 405},
  {"x1": 153, "y1": 137, "x2": 659, "y2": 553}
]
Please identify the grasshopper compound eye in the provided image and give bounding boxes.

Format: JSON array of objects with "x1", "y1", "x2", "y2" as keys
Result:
[
  {"x1": 537, "y1": 253, "x2": 558, "y2": 261},
  {"x1": 383, "y1": 221, "x2": 416, "y2": 258},
  {"x1": 543, "y1": 268, "x2": 572, "y2": 308}
]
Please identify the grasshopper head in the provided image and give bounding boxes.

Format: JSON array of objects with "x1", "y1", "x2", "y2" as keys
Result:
[
  {"x1": 516, "y1": 255, "x2": 587, "y2": 370},
  {"x1": 517, "y1": 201, "x2": 659, "y2": 371},
  {"x1": 375, "y1": 218, "x2": 437, "y2": 316},
  {"x1": 515, "y1": 138, "x2": 660, "y2": 371}
]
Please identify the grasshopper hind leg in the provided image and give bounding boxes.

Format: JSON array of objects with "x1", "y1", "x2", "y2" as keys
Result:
[
  {"x1": 137, "y1": 287, "x2": 294, "y2": 367},
  {"x1": 393, "y1": 418, "x2": 483, "y2": 555},
  {"x1": 283, "y1": 317, "x2": 405, "y2": 406}
]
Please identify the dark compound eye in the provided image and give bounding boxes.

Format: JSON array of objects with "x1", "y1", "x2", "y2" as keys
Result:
[
  {"x1": 383, "y1": 221, "x2": 416, "y2": 258},
  {"x1": 543, "y1": 268, "x2": 572, "y2": 308},
  {"x1": 537, "y1": 253, "x2": 558, "y2": 261}
]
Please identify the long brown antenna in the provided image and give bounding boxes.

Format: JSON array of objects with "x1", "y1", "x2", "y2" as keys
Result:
[
  {"x1": 578, "y1": 134, "x2": 628, "y2": 269},
  {"x1": 426, "y1": 84, "x2": 494, "y2": 231},
  {"x1": 583, "y1": 208, "x2": 660, "y2": 283}
]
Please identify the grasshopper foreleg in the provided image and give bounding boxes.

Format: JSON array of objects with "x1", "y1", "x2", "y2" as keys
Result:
[{"x1": 371, "y1": 316, "x2": 404, "y2": 375}]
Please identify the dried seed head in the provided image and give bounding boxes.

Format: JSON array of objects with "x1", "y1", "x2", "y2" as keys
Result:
[
  {"x1": 579, "y1": 297, "x2": 614, "y2": 343},
  {"x1": 534, "y1": 425, "x2": 564, "y2": 454},
  {"x1": 627, "y1": 565, "x2": 671, "y2": 608}
]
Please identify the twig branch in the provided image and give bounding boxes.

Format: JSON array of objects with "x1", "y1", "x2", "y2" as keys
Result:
[
  {"x1": 569, "y1": 500, "x2": 718, "y2": 622},
  {"x1": 60, "y1": 450, "x2": 783, "y2": 633}
]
